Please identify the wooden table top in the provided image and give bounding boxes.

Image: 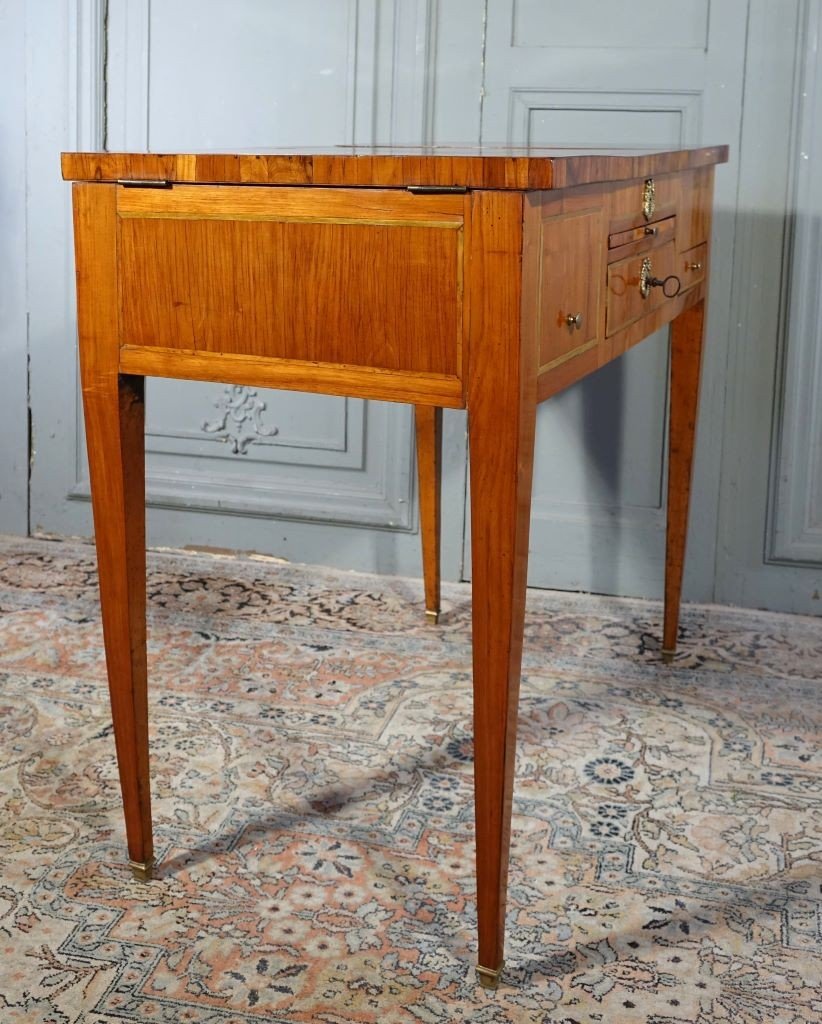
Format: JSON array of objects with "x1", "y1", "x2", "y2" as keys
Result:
[{"x1": 61, "y1": 145, "x2": 729, "y2": 191}]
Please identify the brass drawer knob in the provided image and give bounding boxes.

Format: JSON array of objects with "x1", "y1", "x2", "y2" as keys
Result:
[
  {"x1": 686, "y1": 261, "x2": 703, "y2": 271},
  {"x1": 643, "y1": 178, "x2": 656, "y2": 221},
  {"x1": 565, "y1": 313, "x2": 584, "y2": 330}
]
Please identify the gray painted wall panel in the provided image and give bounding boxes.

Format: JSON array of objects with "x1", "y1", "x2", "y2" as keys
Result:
[
  {"x1": 10, "y1": 0, "x2": 820, "y2": 612},
  {"x1": 0, "y1": 0, "x2": 30, "y2": 535},
  {"x1": 147, "y1": 0, "x2": 359, "y2": 150},
  {"x1": 769, "y1": 0, "x2": 822, "y2": 565},
  {"x1": 512, "y1": 0, "x2": 710, "y2": 50},
  {"x1": 26, "y1": 0, "x2": 105, "y2": 542},
  {"x1": 101, "y1": 0, "x2": 420, "y2": 548},
  {"x1": 474, "y1": 0, "x2": 748, "y2": 602},
  {"x1": 715, "y1": 0, "x2": 822, "y2": 613}
]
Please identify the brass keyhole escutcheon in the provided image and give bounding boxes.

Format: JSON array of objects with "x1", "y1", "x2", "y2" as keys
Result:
[
  {"x1": 640, "y1": 257, "x2": 653, "y2": 299},
  {"x1": 643, "y1": 178, "x2": 656, "y2": 221},
  {"x1": 640, "y1": 257, "x2": 682, "y2": 299}
]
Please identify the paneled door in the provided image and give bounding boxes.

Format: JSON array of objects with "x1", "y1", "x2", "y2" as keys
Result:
[
  {"x1": 28, "y1": 0, "x2": 467, "y2": 581},
  {"x1": 473, "y1": 0, "x2": 749, "y2": 600},
  {"x1": 21, "y1": 0, "x2": 818, "y2": 611}
]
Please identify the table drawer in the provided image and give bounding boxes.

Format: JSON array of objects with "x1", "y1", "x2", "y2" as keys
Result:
[
  {"x1": 679, "y1": 242, "x2": 708, "y2": 289},
  {"x1": 537, "y1": 206, "x2": 605, "y2": 371},
  {"x1": 609, "y1": 173, "x2": 678, "y2": 233},
  {"x1": 606, "y1": 241, "x2": 676, "y2": 337},
  {"x1": 609, "y1": 215, "x2": 675, "y2": 250}
]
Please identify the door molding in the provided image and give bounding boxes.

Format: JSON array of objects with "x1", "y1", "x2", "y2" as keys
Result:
[
  {"x1": 767, "y1": 0, "x2": 822, "y2": 565},
  {"x1": 714, "y1": 0, "x2": 821, "y2": 612},
  {"x1": 89, "y1": 0, "x2": 420, "y2": 533},
  {"x1": 0, "y1": 0, "x2": 31, "y2": 533}
]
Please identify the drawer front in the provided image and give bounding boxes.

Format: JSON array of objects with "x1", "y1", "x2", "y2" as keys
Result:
[
  {"x1": 609, "y1": 215, "x2": 675, "y2": 251},
  {"x1": 537, "y1": 207, "x2": 605, "y2": 370},
  {"x1": 679, "y1": 242, "x2": 708, "y2": 289},
  {"x1": 116, "y1": 185, "x2": 464, "y2": 377},
  {"x1": 608, "y1": 173, "x2": 678, "y2": 233},
  {"x1": 607, "y1": 241, "x2": 676, "y2": 336}
]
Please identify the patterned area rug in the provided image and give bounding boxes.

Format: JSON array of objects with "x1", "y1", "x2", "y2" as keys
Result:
[{"x1": 0, "y1": 535, "x2": 820, "y2": 1023}]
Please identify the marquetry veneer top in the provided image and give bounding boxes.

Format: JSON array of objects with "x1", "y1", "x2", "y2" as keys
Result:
[{"x1": 61, "y1": 145, "x2": 729, "y2": 191}]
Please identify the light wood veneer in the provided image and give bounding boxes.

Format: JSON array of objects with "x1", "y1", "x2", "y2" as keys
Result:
[{"x1": 64, "y1": 144, "x2": 727, "y2": 988}]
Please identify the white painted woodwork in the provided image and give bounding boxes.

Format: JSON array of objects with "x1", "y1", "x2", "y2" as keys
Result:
[
  {"x1": 0, "y1": 0, "x2": 29, "y2": 533},
  {"x1": 10, "y1": 0, "x2": 822, "y2": 612},
  {"x1": 715, "y1": 0, "x2": 822, "y2": 612},
  {"x1": 472, "y1": 0, "x2": 749, "y2": 601}
]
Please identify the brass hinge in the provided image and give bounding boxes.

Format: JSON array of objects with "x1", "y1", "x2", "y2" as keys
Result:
[
  {"x1": 116, "y1": 179, "x2": 172, "y2": 189},
  {"x1": 406, "y1": 185, "x2": 468, "y2": 195}
]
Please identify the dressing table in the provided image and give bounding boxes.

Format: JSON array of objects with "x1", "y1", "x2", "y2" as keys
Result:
[{"x1": 62, "y1": 144, "x2": 728, "y2": 987}]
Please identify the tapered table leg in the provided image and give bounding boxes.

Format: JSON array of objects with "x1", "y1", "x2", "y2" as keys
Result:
[
  {"x1": 83, "y1": 374, "x2": 153, "y2": 879},
  {"x1": 414, "y1": 405, "x2": 442, "y2": 624},
  {"x1": 73, "y1": 183, "x2": 154, "y2": 879},
  {"x1": 466, "y1": 191, "x2": 536, "y2": 986},
  {"x1": 663, "y1": 298, "x2": 706, "y2": 660}
]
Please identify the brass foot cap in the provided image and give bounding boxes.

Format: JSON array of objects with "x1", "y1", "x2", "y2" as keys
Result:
[
  {"x1": 661, "y1": 648, "x2": 676, "y2": 664},
  {"x1": 425, "y1": 609, "x2": 440, "y2": 625},
  {"x1": 129, "y1": 857, "x2": 155, "y2": 882},
  {"x1": 476, "y1": 962, "x2": 504, "y2": 989}
]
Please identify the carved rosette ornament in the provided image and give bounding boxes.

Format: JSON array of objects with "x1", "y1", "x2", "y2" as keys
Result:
[{"x1": 201, "y1": 385, "x2": 279, "y2": 454}]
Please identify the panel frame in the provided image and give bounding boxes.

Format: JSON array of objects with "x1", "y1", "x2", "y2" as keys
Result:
[
  {"x1": 714, "y1": 0, "x2": 822, "y2": 612},
  {"x1": 0, "y1": 0, "x2": 30, "y2": 534},
  {"x1": 26, "y1": 0, "x2": 107, "y2": 539},
  {"x1": 115, "y1": 185, "x2": 465, "y2": 376},
  {"x1": 82, "y1": 0, "x2": 440, "y2": 546},
  {"x1": 477, "y1": 87, "x2": 693, "y2": 592},
  {"x1": 510, "y1": 0, "x2": 712, "y2": 52},
  {"x1": 512, "y1": 89, "x2": 703, "y2": 150},
  {"x1": 473, "y1": 0, "x2": 749, "y2": 602},
  {"x1": 766, "y1": 0, "x2": 822, "y2": 565}
]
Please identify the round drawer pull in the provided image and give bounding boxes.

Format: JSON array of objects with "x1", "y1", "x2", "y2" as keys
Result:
[
  {"x1": 686, "y1": 261, "x2": 703, "y2": 272},
  {"x1": 565, "y1": 313, "x2": 584, "y2": 330},
  {"x1": 644, "y1": 226, "x2": 658, "y2": 236}
]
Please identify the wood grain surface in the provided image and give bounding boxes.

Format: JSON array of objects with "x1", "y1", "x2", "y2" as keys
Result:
[
  {"x1": 664, "y1": 299, "x2": 707, "y2": 656},
  {"x1": 465, "y1": 189, "x2": 536, "y2": 977},
  {"x1": 536, "y1": 280, "x2": 705, "y2": 402},
  {"x1": 72, "y1": 183, "x2": 153, "y2": 869},
  {"x1": 62, "y1": 145, "x2": 728, "y2": 190},
  {"x1": 606, "y1": 241, "x2": 677, "y2": 336},
  {"x1": 118, "y1": 186, "x2": 463, "y2": 375},
  {"x1": 414, "y1": 406, "x2": 443, "y2": 620},
  {"x1": 118, "y1": 347, "x2": 465, "y2": 408},
  {"x1": 676, "y1": 167, "x2": 715, "y2": 253},
  {"x1": 536, "y1": 207, "x2": 604, "y2": 371},
  {"x1": 67, "y1": 151, "x2": 721, "y2": 978}
]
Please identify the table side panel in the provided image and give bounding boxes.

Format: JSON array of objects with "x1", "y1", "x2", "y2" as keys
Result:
[
  {"x1": 116, "y1": 185, "x2": 465, "y2": 379},
  {"x1": 118, "y1": 346, "x2": 465, "y2": 408}
]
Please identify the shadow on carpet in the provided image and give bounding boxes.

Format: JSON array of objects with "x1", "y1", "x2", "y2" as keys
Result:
[{"x1": 0, "y1": 536, "x2": 820, "y2": 1023}]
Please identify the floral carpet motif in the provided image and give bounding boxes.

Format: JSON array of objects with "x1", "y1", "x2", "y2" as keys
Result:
[{"x1": 0, "y1": 535, "x2": 820, "y2": 1023}]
